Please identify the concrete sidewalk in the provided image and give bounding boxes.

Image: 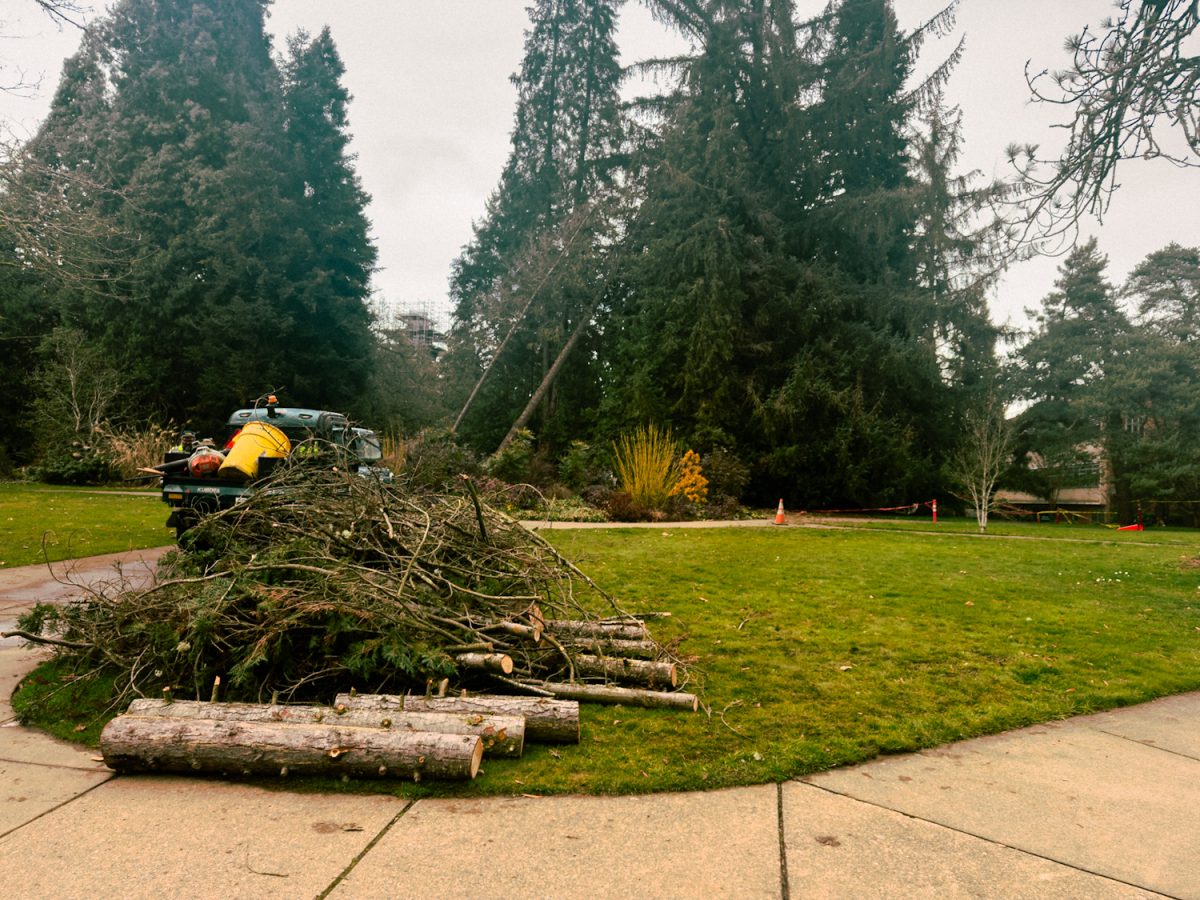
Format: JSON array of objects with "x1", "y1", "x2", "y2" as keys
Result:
[{"x1": 1, "y1": 554, "x2": 1195, "y2": 898}]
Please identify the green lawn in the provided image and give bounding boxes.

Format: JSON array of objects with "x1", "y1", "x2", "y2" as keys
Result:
[
  {"x1": 14, "y1": 520, "x2": 1200, "y2": 798},
  {"x1": 0, "y1": 484, "x2": 169, "y2": 567},
  {"x1": 502, "y1": 525, "x2": 1200, "y2": 795},
  {"x1": 801, "y1": 513, "x2": 1197, "y2": 544}
]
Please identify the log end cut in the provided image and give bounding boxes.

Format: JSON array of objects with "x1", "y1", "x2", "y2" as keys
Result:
[{"x1": 466, "y1": 732, "x2": 485, "y2": 778}]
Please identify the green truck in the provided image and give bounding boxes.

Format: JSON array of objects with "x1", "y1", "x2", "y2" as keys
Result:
[{"x1": 160, "y1": 399, "x2": 390, "y2": 537}]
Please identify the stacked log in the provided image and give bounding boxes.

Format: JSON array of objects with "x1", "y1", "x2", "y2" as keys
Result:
[
  {"x1": 125, "y1": 699, "x2": 525, "y2": 757},
  {"x1": 100, "y1": 717, "x2": 483, "y2": 780},
  {"x1": 101, "y1": 670, "x2": 697, "y2": 781},
  {"x1": 570, "y1": 654, "x2": 677, "y2": 688},
  {"x1": 453, "y1": 652, "x2": 515, "y2": 675},
  {"x1": 341, "y1": 693, "x2": 581, "y2": 744},
  {"x1": 559, "y1": 637, "x2": 659, "y2": 658},
  {"x1": 98, "y1": 612, "x2": 699, "y2": 783},
  {"x1": 544, "y1": 619, "x2": 650, "y2": 641},
  {"x1": 510, "y1": 680, "x2": 700, "y2": 711}
]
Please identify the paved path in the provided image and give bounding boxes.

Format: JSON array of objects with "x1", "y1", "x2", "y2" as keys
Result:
[{"x1": 1, "y1": 550, "x2": 1196, "y2": 898}]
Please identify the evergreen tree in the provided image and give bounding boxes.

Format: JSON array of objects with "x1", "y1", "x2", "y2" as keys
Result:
[
  {"x1": 803, "y1": 0, "x2": 915, "y2": 283},
  {"x1": 1109, "y1": 244, "x2": 1200, "y2": 520},
  {"x1": 908, "y1": 89, "x2": 1006, "y2": 389},
  {"x1": 280, "y1": 27, "x2": 377, "y2": 409},
  {"x1": 752, "y1": 1, "x2": 964, "y2": 506},
  {"x1": 1125, "y1": 242, "x2": 1200, "y2": 344},
  {"x1": 1016, "y1": 238, "x2": 1126, "y2": 409},
  {"x1": 0, "y1": 254, "x2": 58, "y2": 469},
  {"x1": 603, "y1": 0, "x2": 981, "y2": 506},
  {"x1": 447, "y1": 0, "x2": 625, "y2": 451},
  {"x1": 1011, "y1": 239, "x2": 1131, "y2": 510},
  {"x1": 24, "y1": 0, "x2": 375, "y2": 425},
  {"x1": 601, "y1": 3, "x2": 798, "y2": 443}
]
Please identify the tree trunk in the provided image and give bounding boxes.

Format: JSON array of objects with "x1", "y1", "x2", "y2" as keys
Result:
[
  {"x1": 125, "y1": 699, "x2": 524, "y2": 758},
  {"x1": 100, "y1": 716, "x2": 483, "y2": 780},
  {"x1": 513, "y1": 680, "x2": 698, "y2": 711},
  {"x1": 498, "y1": 298, "x2": 600, "y2": 452},
  {"x1": 570, "y1": 654, "x2": 676, "y2": 688},
  {"x1": 483, "y1": 621, "x2": 543, "y2": 643},
  {"x1": 560, "y1": 637, "x2": 659, "y2": 658},
  {"x1": 454, "y1": 652, "x2": 514, "y2": 675},
  {"x1": 338, "y1": 692, "x2": 580, "y2": 744},
  {"x1": 544, "y1": 620, "x2": 649, "y2": 641},
  {"x1": 451, "y1": 213, "x2": 592, "y2": 435}
]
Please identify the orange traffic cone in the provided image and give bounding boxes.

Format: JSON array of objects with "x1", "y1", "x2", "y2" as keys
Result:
[{"x1": 774, "y1": 499, "x2": 786, "y2": 525}]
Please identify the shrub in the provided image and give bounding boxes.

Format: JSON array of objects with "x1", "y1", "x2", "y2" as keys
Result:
[
  {"x1": 403, "y1": 429, "x2": 480, "y2": 490},
  {"x1": 35, "y1": 444, "x2": 116, "y2": 485},
  {"x1": 485, "y1": 428, "x2": 535, "y2": 483},
  {"x1": 612, "y1": 424, "x2": 680, "y2": 511},
  {"x1": 97, "y1": 422, "x2": 176, "y2": 480},
  {"x1": 558, "y1": 440, "x2": 613, "y2": 492},
  {"x1": 701, "y1": 448, "x2": 750, "y2": 501},
  {"x1": 670, "y1": 449, "x2": 709, "y2": 505},
  {"x1": 604, "y1": 490, "x2": 652, "y2": 522},
  {"x1": 704, "y1": 493, "x2": 744, "y2": 520},
  {"x1": 580, "y1": 483, "x2": 614, "y2": 510}
]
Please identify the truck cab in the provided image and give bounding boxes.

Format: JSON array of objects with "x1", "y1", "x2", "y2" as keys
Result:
[{"x1": 225, "y1": 405, "x2": 350, "y2": 449}]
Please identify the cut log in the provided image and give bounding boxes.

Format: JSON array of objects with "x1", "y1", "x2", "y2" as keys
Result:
[
  {"x1": 560, "y1": 637, "x2": 660, "y2": 659},
  {"x1": 514, "y1": 680, "x2": 698, "y2": 711},
  {"x1": 454, "y1": 652, "x2": 514, "y2": 675},
  {"x1": 571, "y1": 654, "x2": 676, "y2": 688},
  {"x1": 125, "y1": 699, "x2": 524, "y2": 758},
  {"x1": 337, "y1": 692, "x2": 579, "y2": 744},
  {"x1": 483, "y1": 621, "x2": 543, "y2": 643},
  {"x1": 100, "y1": 716, "x2": 483, "y2": 780},
  {"x1": 543, "y1": 620, "x2": 649, "y2": 641}
]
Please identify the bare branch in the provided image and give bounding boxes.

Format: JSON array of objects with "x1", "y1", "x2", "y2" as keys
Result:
[
  {"x1": 0, "y1": 140, "x2": 143, "y2": 286},
  {"x1": 32, "y1": 1, "x2": 90, "y2": 31},
  {"x1": 1016, "y1": 0, "x2": 1200, "y2": 244}
]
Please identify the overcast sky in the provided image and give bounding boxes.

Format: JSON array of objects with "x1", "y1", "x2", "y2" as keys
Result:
[{"x1": 2, "y1": 1, "x2": 1197, "y2": 337}]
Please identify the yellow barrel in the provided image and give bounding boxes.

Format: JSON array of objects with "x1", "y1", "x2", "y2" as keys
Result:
[{"x1": 218, "y1": 422, "x2": 290, "y2": 480}]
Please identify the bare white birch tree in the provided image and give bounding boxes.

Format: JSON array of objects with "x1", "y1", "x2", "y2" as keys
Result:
[{"x1": 946, "y1": 392, "x2": 1014, "y2": 533}]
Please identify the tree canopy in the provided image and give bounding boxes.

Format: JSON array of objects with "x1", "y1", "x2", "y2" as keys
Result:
[
  {"x1": 7, "y1": 0, "x2": 376, "y2": 429},
  {"x1": 1011, "y1": 237, "x2": 1200, "y2": 522},
  {"x1": 5, "y1": 0, "x2": 1197, "y2": 516}
]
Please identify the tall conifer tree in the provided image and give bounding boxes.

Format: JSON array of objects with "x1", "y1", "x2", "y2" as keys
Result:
[
  {"x1": 447, "y1": 0, "x2": 625, "y2": 450},
  {"x1": 24, "y1": 0, "x2": 375, "y2": 423},
  {"x1": 280, "y1": 27, "x2": 377, "y2": 406},
  {"x1": 1012, "y1": 239, "x2": 1129, "y2": 508},
  {"x1": 601, "y1": 3, "x2": 798, "y2": 440},
  {"x1": 804, "y1": 0, "x2": 915, "y2": 283}
]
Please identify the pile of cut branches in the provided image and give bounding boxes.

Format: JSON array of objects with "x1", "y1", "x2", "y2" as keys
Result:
[{"x1": 17, "y1": 466, "x2": 692, "y2": 712}]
